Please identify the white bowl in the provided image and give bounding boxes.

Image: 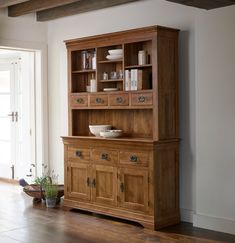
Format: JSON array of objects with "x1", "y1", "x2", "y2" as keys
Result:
[
  {"x1": 106, "y1": 54, "x2": 122, "y2": 60},
  {"x1": 108, "y1": 49, "x2": 123, "y2": 55},
  {"x1": 89, "y1": 125, "x2": 112, "y2": 137},
  {"x1": 100, "y1": 130, "x2": 123, "y2": 138}
]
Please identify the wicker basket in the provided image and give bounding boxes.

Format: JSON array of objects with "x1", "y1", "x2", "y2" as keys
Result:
[{"x1": 23, "y1": 184, "x2": 64, "y2": 200}]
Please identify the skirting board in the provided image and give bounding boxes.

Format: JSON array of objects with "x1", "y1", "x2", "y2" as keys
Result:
[
  {"x1": 180, "y1": 208, "x2": 194, "y2": 223},
  {"x1": 193, "y1": 213, "x2": 235, "y2": 235}
]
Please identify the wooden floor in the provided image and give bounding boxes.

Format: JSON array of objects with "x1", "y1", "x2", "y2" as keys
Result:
[{"x1": 0, "y1": 182, "x2": 234, "y2": 243}]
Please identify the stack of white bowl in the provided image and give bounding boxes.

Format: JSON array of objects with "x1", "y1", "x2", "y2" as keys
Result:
[{"x1": 106, "y1": 49, "x2": 123, "y2": 60}]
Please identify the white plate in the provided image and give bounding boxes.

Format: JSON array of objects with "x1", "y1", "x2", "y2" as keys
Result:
[
  {"x1": 108, "y1": 49, "x2": 123, "y2": 55},
  {"x1": 100, "y1": 130, "x2": 123, "y2": 138},
  {"x1": 106, "y1": 54, "x2": 122, "y2": 60},
  {"x1": 103, "y1": 88, "x2": 119, "y2": 92}
]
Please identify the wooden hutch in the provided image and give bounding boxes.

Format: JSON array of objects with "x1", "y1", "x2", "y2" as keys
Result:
[{"x1": 62, "y1": 26, "x2": 180, "y2": 230}]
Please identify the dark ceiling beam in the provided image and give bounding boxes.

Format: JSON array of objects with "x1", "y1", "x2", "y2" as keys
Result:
[
  {"x1": 36, "y1": 0, "x2": 143, "y2": 22},
  {"x1": 8, "y1": 0, "x2": 81, "y2": 17},
  {"x1": 0, "y1": 0, "x2": 28, "y2": 8},
  {"x1": 166, "y1": 0, "x2": 235, "y2": 10}
]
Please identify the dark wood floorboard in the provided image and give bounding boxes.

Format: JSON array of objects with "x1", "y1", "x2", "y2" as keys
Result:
[{"x1": 0, "y1": 182, "x2": 234, "y2": 243}]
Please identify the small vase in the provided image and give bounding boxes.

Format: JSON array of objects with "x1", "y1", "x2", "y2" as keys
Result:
[{"x1": 45, "y1": 198, "x2": 57, "y2": 208}]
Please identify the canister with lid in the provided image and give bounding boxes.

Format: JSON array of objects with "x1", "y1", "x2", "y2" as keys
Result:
[{"x1": 138, "y1": 50, "x2": 147, "y2": 65}]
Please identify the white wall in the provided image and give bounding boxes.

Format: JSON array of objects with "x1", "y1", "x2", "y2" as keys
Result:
[
  {"x1": 47, "y1": 0, "x2": 196, "y2": 221},
  {"x1": 194, "y1": 6, "x2": 235, "y2": 234},
  {"x1": 0, "y1": 9, "x2": 47, "y2": 44}
]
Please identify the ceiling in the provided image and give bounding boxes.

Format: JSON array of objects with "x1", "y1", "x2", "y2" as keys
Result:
[{"x1": 1, "y1": 0, "x2": 235, "y2": 22}]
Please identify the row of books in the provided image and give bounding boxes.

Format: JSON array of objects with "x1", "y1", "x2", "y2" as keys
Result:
[{"x1": 124, "y1": 69, "x2": 150, "y2": 91}]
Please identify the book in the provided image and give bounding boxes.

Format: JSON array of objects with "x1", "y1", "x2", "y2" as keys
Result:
[
  {"x1": 137, "y1": 70, "x2": 151, "y2": 90},
  {"x1": 130, "y1": 69, "x2": 137, "y2": 90},
  {"x1": 124, "y1": 70, "x2": 131, "y2": 91}
]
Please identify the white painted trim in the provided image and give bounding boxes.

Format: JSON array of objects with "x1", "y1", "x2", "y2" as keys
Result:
[
  {"x1": 0, "y1": 38, "x2": 48, "y2": 177},
  {"x1": 193, "y1": 213, "x2": 235, "y2": 235},
  {"x1": 180, "y1": 208, "x2": 194, "y2": 223}
]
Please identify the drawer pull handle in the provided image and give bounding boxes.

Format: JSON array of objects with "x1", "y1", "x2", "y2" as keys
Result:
[
  {"x1": 116, "y1": 97, "x2": 123, "y2": 104},
  {"x1": 92, "y1": 179, "x2": 96, "y2": 187},
  {"x1": 138, "y1": 96, "x2": 145, "y2": 103},
  {"x1": 130, "y1": 155, "x2": 137, "y2": 162},
  {"x1": 96, "y1": 97, "x2": 103, "y2": 104},
  {"x1": 76, "y1": 98, "x2": 84, "y2": 104},
  {"x1": 101, "y1": 153, "x2": 108, "y2": 160},
  {"x1": 75, "y1": 151, "x2": 82, "y2": 157},
  {"x1": 120, "y1": 182, "x2": 124, "y2": 192},
  {"x1": 87, "y1": 177, "x2": 90, "y2": 187}
]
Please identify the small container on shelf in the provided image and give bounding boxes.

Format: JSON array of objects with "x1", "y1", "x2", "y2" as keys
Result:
[
  {"x1": 103, "y1": 72, "x2": 108, "y2": 80},
  {"x1": 138, "y1": 50, "x2": 147, "y2": 65},
  {"x1": 92, "y1": 52, "x2": 96, "y2": 70},
  {"x1": 81, "y1": 50, "x2": 96, "y2": 70},
  {"x1": 90, "y1": 74, "x2": 97, "y2": 92}
]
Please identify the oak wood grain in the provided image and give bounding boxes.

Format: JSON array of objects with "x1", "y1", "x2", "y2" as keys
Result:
[
  {"x1": 166, "y1": 0, "x2": 235, "y2": 10},
  {"x1": 0, "y1": 0, "x2": 27, "y2": 8},
  {"x1": 63, "y1": 26, "x2": 180, "y2": 230},
  {"x1": 8, "y1": 0, "x2": 80, "y2": 16},
  {"x1": 37, "y1": 0, "x2": 143, "y2": 21}
]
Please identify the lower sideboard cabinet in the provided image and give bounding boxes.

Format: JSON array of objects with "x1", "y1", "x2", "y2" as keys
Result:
[{"x1": 62, "y1": 137, "x2": 179, "y2": 230}]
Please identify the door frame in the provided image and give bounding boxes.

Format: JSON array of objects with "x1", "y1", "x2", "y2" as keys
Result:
[{"x1": 0, "y1": 39, "x2": 48, "y2": 179}]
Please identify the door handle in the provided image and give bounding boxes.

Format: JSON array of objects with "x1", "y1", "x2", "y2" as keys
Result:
[
  {"x1": 120, "y1": 182, "x2": 124, "y2": 192},
  {"x1": 14, "y1": 112, "x2": 18, "y2": 122},
  {"x1": 92, "y1": 179, "x2": 96, "y2": 187},
  {"x1": 8, "y1": 112, "x2": 14, "y2": 122}
]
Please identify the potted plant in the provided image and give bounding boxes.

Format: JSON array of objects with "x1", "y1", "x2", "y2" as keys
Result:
[{"x1": 44, "y1": 183, "x2": 58, "y2": 208}]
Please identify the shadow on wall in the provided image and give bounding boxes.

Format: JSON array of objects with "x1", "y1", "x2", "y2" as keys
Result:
[{"x1": 178, "y1": 30, "x2": 196, "y2": 217}]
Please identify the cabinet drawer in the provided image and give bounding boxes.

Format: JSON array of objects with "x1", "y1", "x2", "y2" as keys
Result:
[
  {"x1": 119, "y1": 151, "x2": 149, "y2": 166},
  {"x1": 70, "y1": 94, "x2": 88, "y2": 107},
  {"x1": 131, "y1": 92, "x2": 152, "y2": 106},
  {"x1": 68, "y1": 147, "x2": 90, "y2": 163},
  {"x1": 109, "y1": 93, "x2": 129, "y2": 106},
  {"x1": 89, "y1": 94, "x2": 108, "y2": 106},
  {"x1": 91, "y1": 149, "x2": 118, "y2": 164}
]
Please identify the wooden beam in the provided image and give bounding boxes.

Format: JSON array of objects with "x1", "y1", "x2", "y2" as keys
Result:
[
  {"x1": 0, "y1": 0, "x2": 28, "y2": 8},
  {"x1": 37, "y1": 0, "x2": 143, "y2": 22},
  {"x1": 8, "y1": 0, "x2": 81, "y2": 17},
  {"x1": 166, "y1": 0, "x2": 235, "y2": 10}
]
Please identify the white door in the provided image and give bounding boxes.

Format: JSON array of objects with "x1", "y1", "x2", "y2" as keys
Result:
[
  {"x1": 0, "y1": 54, "x2": 35, "y2": 181},
  {"x1": 0, "y1": 62, "x2": 14, "y2": 178}
]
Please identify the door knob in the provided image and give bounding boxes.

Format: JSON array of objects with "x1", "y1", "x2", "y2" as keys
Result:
[{"x1": 8, "y1": 112, "x2": 14, "y2": 122}]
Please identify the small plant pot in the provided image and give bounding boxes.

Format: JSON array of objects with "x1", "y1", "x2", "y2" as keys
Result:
[{"x1": 45, "y1": 198, "x2": 57, "y2": 208}]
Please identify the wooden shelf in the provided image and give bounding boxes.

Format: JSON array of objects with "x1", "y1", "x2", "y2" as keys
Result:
[
  {"x1": 99, "y1": 79, "x2": 123, "y2": 83},
  {"x1": 72, "y1": 69, "x2": 96, "y2": 74},
  {"x1": 64, "y1": 135, "x2": 154, "y2": 143},
  {"x1": 98, "y1": 59, "x2": 123, "y2": 64},
  {"x1": 125, "y1": 64, "x2": 152, "y2": 69}
]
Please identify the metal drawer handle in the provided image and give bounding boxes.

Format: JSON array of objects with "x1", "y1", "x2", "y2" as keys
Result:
[
  {"x1": 116, "y1": 97, "x2": 123, "y2": 104},
  {"x1": 96, "y1": 97, "x2": 103, "y2": 104},
  {"x1": 75, "y1": 151, "x2": 82, "y2": 157},
  {"x1": 120, "y1": 182, "x2": 124, "y2": 192},
  {"x1": 92, "y1": 179, "x2": 96, "y2": 187},
  {"x1": 76, "y1": 98, "x2": 84, "y2": 104},
  {"x1": 87, "y1": 177, "x2": 90, "y2": 187},
  {"x1": 130, "y1": 155, "x2": 137, "y2": 162},
  {"x1": 138, "y1": 96, "x2": 145, "y2": 103},
  {"x1": 101, "y1": 153, "x2": 108, "y2": 160}
]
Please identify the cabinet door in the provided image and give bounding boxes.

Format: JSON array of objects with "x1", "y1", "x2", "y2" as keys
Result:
[
  {"x1": 91, "y1": 165, "x2": 117, "y2": 206},
  {"x1": 67, "y1": 162, "x2": 91, "y2": 201},
  {"x1": 119, "y1": 168, "x2": 148, "y2": 212}
]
